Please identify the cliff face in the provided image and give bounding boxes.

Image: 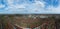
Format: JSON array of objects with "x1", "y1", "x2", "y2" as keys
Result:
[
  {"x1": 9, "y1": 15, "x2": 41, "y2": 28},
  {"x1": 0, "y1": 16, "x2": 14, "y2": 29},
  {"x1": 1, "y1": 15, "x2": 57, "y2": 29}
]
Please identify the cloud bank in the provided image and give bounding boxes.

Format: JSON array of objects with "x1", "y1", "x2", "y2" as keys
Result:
[{"x1": 0, "y1": 0, "x2": 60, "y2": 14}]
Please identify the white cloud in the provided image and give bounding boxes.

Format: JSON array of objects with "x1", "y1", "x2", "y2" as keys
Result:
[
  {"x1": 3, "y1": 0, "x2": 45, "y2": 14},
  {"x1": 34, "y1": 0, "x2": 45, "y2": 7},
  {"x1": 0, "y1": 0, "x2": 60, "y2": 14},
  {"x1": 0, "y1": 4, "x2": 5, "y2": 8}
]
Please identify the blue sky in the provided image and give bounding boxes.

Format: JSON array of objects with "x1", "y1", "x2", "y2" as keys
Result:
[{"x1": 0, "y1": 0, "x2": 60, "y2": 14}]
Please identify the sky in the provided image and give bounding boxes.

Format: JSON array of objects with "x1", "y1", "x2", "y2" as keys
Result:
[{"x1": 0, "y1": 0, "x2": 60, "y2": 14}]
